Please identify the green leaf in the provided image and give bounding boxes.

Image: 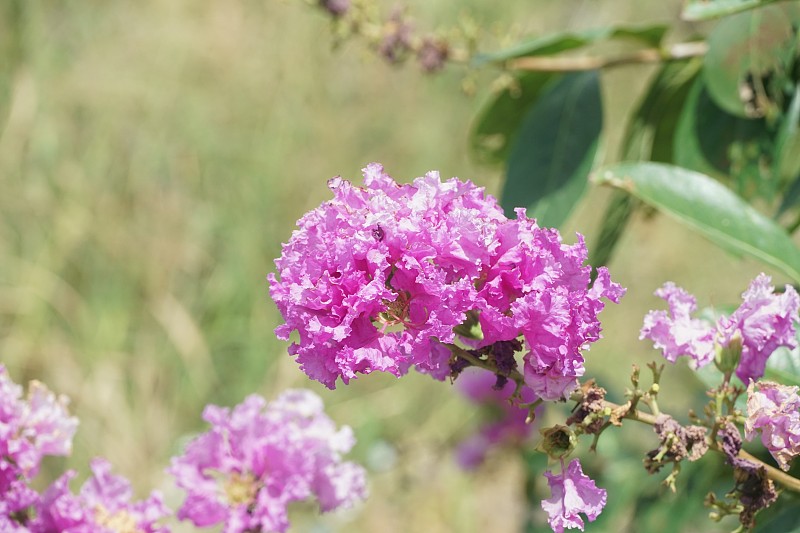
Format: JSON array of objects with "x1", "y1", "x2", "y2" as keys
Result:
[
  {"x1": 469, "y1": 72, "x2": 558, "y2": 165},
  {"x1": 590, "y1": 60, "x2": 701, "y2": 269},
  {"x1": 764, "y1": 347, "x2": 800, "y2": 387},
  {"x1": 703, "y1": 5, "x2": 798, "y2": 117},
  {"x1": 779, "y1": 176, "x2": 800, "y2": 217},
  {"x1": 622, "y1": 59, "x2": 702, "y2": 162},
  {"x1": 694, "y1": 361, "x2": 726, "y2": 390},
  {"x1": 775, "y1": 84, "x2": 800, "y2": 187},
  {"x1": 594, "y1": 162, "x2": 800, "y2": 283},
  {"x1": 674, "y1": 76, "x2": 776, "y2": 200},
  {"x1": 502, "y1": 71, "x2": 602, "y2": 228},
  {"x1": 473, "y1": 24, "x2": 668, "y2": 66},
  {"x1": 682, "y1": 0, "x2": 786, "y2": 20},
  {"x1": 754, "y1": 490, "x2": 800, "y2": 532},
  {"x1": 589, "y1": 191, "x2": 635, "y2": 268},
  {"x1": 764, "y1": 326, "x2": 800, "y2": 387}
]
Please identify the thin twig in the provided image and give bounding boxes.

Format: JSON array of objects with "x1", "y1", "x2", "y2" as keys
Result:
[{"x1": 573, "y1": 392, "x2": 800, "y2": 493}]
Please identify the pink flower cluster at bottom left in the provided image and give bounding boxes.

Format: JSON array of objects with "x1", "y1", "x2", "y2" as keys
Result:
[
  {"x1": 169, "y1": 390, "x2": 368, "y2": 533},
  {"x1": 0, "y1": 365, "x2": 367, "y2": 533}
]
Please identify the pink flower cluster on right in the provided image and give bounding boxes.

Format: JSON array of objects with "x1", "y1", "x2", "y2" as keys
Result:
[
  {"x1": 269, "y1": 164, "x2": 624, "y2": 401},
  {"x1": 746, "y1": 380, "x2": 800, "y2": 471},
  {"x1": 640, "y1": 274, "x2": 799, "y2": 383}
]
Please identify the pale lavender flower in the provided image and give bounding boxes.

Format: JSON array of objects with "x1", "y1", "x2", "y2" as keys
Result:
[
  {"x1": 541, "y1": 458, "x2": 606, "y2": 532},
  {"x1": 31, "y1": 458, "x2": 170, "y2": 533},
  {"x1": 639, "y1": 283, "x2": 715, "y2": 368},
  {"x1": 641, "y1": 275, "x2": 799, "y2": 382},
  {"x1": 745, "y1": 380, "x2": 800, "y2": 471},
  {"x1": 269, "y1": 164, "x2": 624, "y2": 400},
  {"x1": 169, "y1": 390, "x2": 367, "y2": 533}
]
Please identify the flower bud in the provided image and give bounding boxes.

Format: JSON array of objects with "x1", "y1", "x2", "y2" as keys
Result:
[
  {"x1": 714, "y1": 331, "x2": 742, "y2": 374},
  {"x1": 537, "y1": 425, "x2": 576, "y2": 459}
]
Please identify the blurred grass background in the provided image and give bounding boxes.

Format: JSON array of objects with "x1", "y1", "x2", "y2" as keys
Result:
[{"x1": 0, "y1": 0, "x2": 789, "y2": 531}]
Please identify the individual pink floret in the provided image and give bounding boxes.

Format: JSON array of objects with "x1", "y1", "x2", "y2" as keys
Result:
[
  {"x1": 541, "y1": 458, "x2": 607, "y2": 532},
  {"x1": 745, "y1": 380, "x2": 800, "y2": 471},
  {"x1": 639, "y1": 283, "x2": 715, "y2": 368},
  {"x1": 169, "y1": 390, "x2": 367, "y2": 533},
  {"x1": 725, "y1": 274, "x2": 800, "y2": 383}
]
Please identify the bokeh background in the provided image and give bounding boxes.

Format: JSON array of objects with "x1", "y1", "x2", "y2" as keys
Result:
[{"x1": 0, "y1": 0, "x2": 786, "y2": 531}]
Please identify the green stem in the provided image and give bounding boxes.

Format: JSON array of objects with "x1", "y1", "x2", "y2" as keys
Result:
[
  {"x1": 508, "y1": 41, "x2": 708, "y2": 72},
  {"x1": 445, "y1": 343, "x2": 526, "y2": 385}
]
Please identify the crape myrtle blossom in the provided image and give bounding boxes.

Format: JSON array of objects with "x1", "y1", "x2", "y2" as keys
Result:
[
  {"x1": 169, "y1": 389, "x2": 367, "y2": 533},
  {"x1": 269, "y1": 164, "x2": 624, "y2": 400},
  {"x1": 745, "y1": 380, "x2": 800, "y2": 471},
  {"x1": 31, "y1": 458, "x2": 170, "y2": 532},
  {"x1": 454, "y1": 367, "x2": 538, "y2": 469},
  {"x1": 541, "y1": 458, "x2": 607, "y2": 533},
  {"x1": 640, "y1": 274, "x2": 799, "y2": 383},
  {"x1": 0, "y1": 364, "x2": 78, "y2": 525},
  {"x1": 0, "y1": 365, "x2": 78, "y2": 484}
]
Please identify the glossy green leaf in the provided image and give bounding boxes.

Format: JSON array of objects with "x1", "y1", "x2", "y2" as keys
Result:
[
  {"x1": 473, "y1": 24, "x2": 668, "y2": 66},
  {"x1": 595, "y1": 162, "x2": 800, "y2": 282},
  {"x1": 674, "y1": 77, "x2": 776, "y2": 199},
  {"x1": 469, "y1": 72, "x2": 557, "y2": 165},
  {"x1": 703, "y1": 5, "x2": 798, "y2": 117},
  {"x1": 502, "y1": 71, "x2": 602, "y2": 228},
  {"x1": 682, "y1": 0, "x2": 785, "y2": 20}
]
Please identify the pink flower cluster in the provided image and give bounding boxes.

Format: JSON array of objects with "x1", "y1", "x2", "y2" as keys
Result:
[
  {"x1": 542, "y1": 458, "x2": 607, "y2": 533},
  {"x1": 269, "y1": 164, "x2": 624, "y2": 400},
  {"x1": 31, "y1": 458, "x2": 170, "y2": 532},
  {"x1": 1, "y1": 364, "x2": 367, "y2": 532},
  {"x1": 746, "y1": 380, "x2": 800, "y2": 471},
  {"x1": 0, "y1": 365, "x2": 170, "y2": 532},
  {"x1": 0, "y1": 365, "x2": 78, "y2": 527},
  {"x1": 640, "y1": 274, "x2": 799, "y2": 383},
  {"x1": 169, "y1": 389, "x2": 367, "y2": 533},
  {"x1": 0, "y1": 366, "x2": 77, "y2": 482},
  {"x1": 454, "y1": 367, "x2": 537, "y2": 469}
]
